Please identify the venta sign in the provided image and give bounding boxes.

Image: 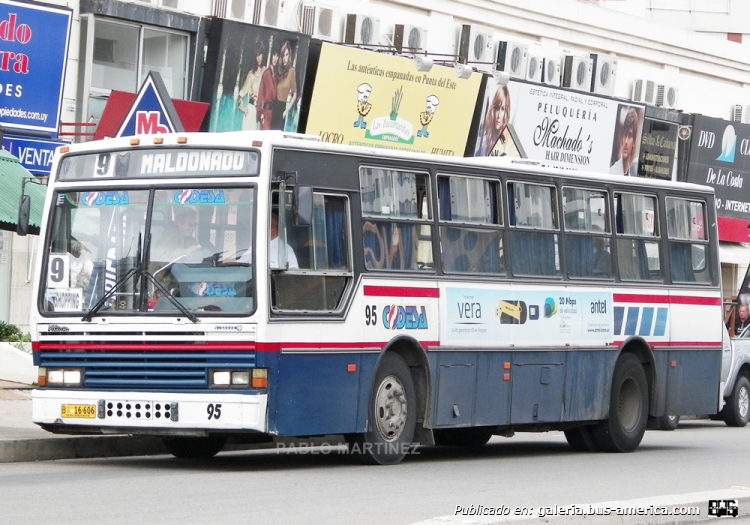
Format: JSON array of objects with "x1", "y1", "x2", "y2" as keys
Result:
[{"x1": 0, "y1": 0, "x2": 72, "y2": 134}]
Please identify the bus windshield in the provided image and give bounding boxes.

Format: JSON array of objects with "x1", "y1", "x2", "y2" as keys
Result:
[{"x1": 41, "y1": 186, "x2": 256, "y2": 316}]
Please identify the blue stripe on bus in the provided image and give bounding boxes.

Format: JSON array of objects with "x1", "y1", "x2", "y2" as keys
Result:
[
  {"x1": 625, "y1": 307, "x2": 639, "y2": 335},
  {"x1": 639, "y1": 308, "x2": 654, "y2": 336},
  {"x1": 654, "y1": 308, "x2": 668, "y2": 336},
  {"x1": 614, "y1": 306, "x2": 625, "y2": 336}
]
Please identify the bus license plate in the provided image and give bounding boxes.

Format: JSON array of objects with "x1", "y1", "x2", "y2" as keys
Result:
[{"x1": 61, "y1": 404, "x2": 96, "y2": 419}]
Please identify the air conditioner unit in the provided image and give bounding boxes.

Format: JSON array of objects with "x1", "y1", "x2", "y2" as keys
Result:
[
  {"x1": 344, "y1": 13, "x2": 380, "y2": 46},
  {"x1": 656, "y1": 83, "x2": 678, "y2": 109},
  {"x1": 214, "y1": 0, "x2": 252, "y2": 22},
  {"x1": 394, "y1": 24, "x2": 428, "y2": 53},
  {"x1": 496, "y1": 41, "x2": 528, "y2": 79},
  {"x1": 526, "y1": 54, "x2": 543, "y2": 83},
  {"x1": 458, "y1": 24, "x2": 494, "y2": 65},
  {"x1": 562, "y1": 55, "x2": 592, "y2": 91},
  {"x1": 631, "y1": 79, "x2": 656, "y2": 105},
  {"x1": 252, "y1": 0, "x2": 284, "y2": 28},
  {"x1": 158, "y1": 0, "x2": 182, "y2": 9},
  {"x1": 542, "y1": 57, "x2": 561, "y2": 87},
  {"x1": 733, "y1": 104, "x2": 750, "y2": 124},
  {"x1": 300, "y1": 2, "x2": 340, "y2": 41},
  {"x1": 590, "y1": 53, "x2": 617, "y2": 95}
]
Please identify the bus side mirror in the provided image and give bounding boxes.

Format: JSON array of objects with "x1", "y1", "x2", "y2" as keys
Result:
[
  {"x1": 17, "y1": 194, "x2": 30, "y2": 236},
  {"x1": 293, "y1": 185, "x2": 313, "y2": 227}
]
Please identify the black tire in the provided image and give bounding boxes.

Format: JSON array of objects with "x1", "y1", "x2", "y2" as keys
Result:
[
  {"x1": 722, "y1": 375, "x2": 750, "y2": 427},
  {"x1": 657, "y1": 414, "x2": 680, "y2": 431},
  {"x1": 564, "y1": 425, "x2": 599, "y2": 452},
  {"x1": 349, "y1": 352, "x2": 417, "y2": 465},
  {"x1": 591, "y1": 353, "x2": 648, "y2": 452},
  {"x1": 433, "y1": 427, "x2": 493, "y2": 448},
  {"x1": 162, "y1": 435, "x2": 228, "y2": 459}
]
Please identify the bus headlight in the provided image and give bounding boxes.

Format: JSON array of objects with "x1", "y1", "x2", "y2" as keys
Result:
[
  {"x1": 210, "y1": 369, "x2": 263, "y2": 388},
  {"x1": 47, "y1": 369, "x2": 82, "y2": 386}
]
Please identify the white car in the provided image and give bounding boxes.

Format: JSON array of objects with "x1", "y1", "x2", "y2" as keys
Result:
[{"x1": 719, "y1": 325, "x2": 750, "y2": 427}]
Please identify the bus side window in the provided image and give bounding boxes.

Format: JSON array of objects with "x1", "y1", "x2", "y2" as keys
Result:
[
  {"x1": 615, "y1": 193, "x2": 662, "y2": 282},
  {"x1": 666, "y1": 197, "x2": 710, "y2": 284},
  {"x1": 437, "y1": 175, "x2": 504, "y2": 275},
  {"x1": 563, "y1": 187, "x2": 613, "y2": 280},
  {"x1": 359, "y1": 167, "x2": 433, "y2": 272},
  {"x1": 508, "y1": 181, "x2": 560, "y2": 277},
  {"x1": 272, "y1": 193, "x2": 352, "y2": 312}
]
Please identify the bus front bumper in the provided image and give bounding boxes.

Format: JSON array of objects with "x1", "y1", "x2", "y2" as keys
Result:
[{"x1": 32, "y1": 389, "x2": 268, "y2": 435}]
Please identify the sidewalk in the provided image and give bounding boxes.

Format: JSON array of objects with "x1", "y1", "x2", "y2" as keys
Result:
[{"x1": 0, "y1": 380, "x2": 167, "y2": 463}]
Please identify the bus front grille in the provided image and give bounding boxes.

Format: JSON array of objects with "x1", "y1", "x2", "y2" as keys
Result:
[{"x1": 38, "y1": 350, "x2": 256, "y2": 389}]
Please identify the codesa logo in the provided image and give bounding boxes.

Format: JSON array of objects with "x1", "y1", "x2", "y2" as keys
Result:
[{"x1": 382, "y1": 305, "x2": 428, "y2": 330}]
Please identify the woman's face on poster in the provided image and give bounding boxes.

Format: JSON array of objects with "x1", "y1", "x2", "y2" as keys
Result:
[
  {"x1": 282, "y1": 45, "x2": 290, "y2": 65},
  {"x1": 493, "y1": 93, "x2": 507, "y2": 132},
  {"x1": 621, "y1": 126, "x2": 635, "y2": 163},
  {"x1": 272, "y1": 52, "x2": 279, "y2": 66},
  {"x1": 256, "y1": 51, "x2": 263, "y2": 67}
]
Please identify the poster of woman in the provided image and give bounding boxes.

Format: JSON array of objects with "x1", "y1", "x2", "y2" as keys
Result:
[
  {"x1": 471, "y1": 76, "x2": 520, "y2": 158},
  {"x1": 201, "y1": 20, "x2": 309, "y2": 133}
]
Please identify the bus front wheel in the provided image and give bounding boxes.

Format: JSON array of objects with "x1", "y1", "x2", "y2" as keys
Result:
[
  {"x1": 162, "y1": 435, "x2": 228, "y2": 459},
  {"x1": 592, "y1": 353, "x2": 648, "y2": 452},
  {"x1": 349, "y1": 352, "x2": 417, "y2": 465}
]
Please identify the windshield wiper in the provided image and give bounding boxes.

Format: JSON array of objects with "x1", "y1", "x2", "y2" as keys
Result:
[{"x1": 82, "y1": 234, "x2": 199, "y2": 323}]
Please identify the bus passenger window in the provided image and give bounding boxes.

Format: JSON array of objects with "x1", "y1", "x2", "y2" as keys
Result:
[
  {"x1": 615, "y1": 193, "x2": 661, "y2": 282},
  {"x1": 666, "y1": 197, "x2": 710, "y2": 284},
  {"x1": 360, "y1": 167, "x2": 433, "y2": 272},
  {"x1": 507, "y1": 181, "x2": 560, "y2": 277},
  {"x1": 437, "y1": 175, "x2": 504, "y2": 275},
  {"x1": 563, "y1": 187, "x2": 613, "y2": 280}
]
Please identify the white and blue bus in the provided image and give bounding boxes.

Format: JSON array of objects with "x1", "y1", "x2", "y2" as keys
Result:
[{"x1": 25, "y1": 131, "x2": 722, "y2": 464}]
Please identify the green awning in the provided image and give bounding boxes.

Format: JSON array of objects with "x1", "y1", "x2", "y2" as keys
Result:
[{"x1": 0, "y1": 148, "x2": 46, "y2": 235}]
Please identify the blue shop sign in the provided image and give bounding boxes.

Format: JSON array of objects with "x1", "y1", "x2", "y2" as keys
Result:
[
  {"x1": 0, "y1": 0, "x2": 72, "y2": 134},
  {"x1": 3, "y1": 134, "x2": 67, "y2": 175}
]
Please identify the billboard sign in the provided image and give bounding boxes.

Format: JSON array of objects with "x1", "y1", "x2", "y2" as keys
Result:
[
  {"x1": 0, "y1": 0, "x2": 72, "y2": 134},
  {"x1": 685, "y1": 114, "x2": 750, "y2": 242},
  {"x1": 2, "y1": 134, "x2": 67, "y2": 175},
  {"x1": 637, "y1": 117, "x2": 678, "y2": 180},
  {"x1": 306, "y1": 43, "x2": 482, "y2": 156},
  {"x1": 201, "y1": 19, "x2": 310, "y2": 133},
  {"x1": 470, "y1": 78, "x2": 645, "y2": 175}
]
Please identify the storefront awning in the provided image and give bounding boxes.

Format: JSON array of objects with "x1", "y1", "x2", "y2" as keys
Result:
[
  {"x1": 0, "y1": 149, "x2": 46, "y2": 235},
  {"x1": 719, "y1": 242, "x2": 750, "y2": 266}
]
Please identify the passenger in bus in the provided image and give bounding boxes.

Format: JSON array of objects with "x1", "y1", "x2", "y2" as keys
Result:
[
  {"x1": 269, "y1": 211, "x2": 298, "y2": 269},
  {"x1": 153, "y1": 207, "x2": 213, "y2": 263}
]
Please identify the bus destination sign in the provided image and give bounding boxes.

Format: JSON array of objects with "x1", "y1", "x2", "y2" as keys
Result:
[{"x1": 58, "y1": 148, "x2": 259, "y2": 180}]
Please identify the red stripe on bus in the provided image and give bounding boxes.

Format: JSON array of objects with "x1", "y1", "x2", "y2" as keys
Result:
[
  {"x1": 363, "y1": 285, "x2": 440, "y2": 298},
  {"x1": 34, "y1": 341, "x2": 441, "y2": 352},
  {"x1": 611, "y1": 341, "x2": 722, "y2": 348},
  {"x1": 613, "y1": 294, "x2": 721, "y2": 306}
]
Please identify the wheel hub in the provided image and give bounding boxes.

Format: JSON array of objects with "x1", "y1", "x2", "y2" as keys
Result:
[
  {"x1": 374, "y1": 374, "x2": 407, "y2": 442},
  {"x1": 739, "y1": 386, "x2": 749, "y2": 419}
]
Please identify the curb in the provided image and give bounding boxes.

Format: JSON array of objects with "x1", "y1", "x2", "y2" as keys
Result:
[{"x1": 0, "y1": 435, "x2": 168, "y2": 463}]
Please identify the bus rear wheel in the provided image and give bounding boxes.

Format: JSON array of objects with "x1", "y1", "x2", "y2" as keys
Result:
[
  {"x1": 162, "y1": 435, "x2": 228, "y2": 459},
  {"x1": 592, "y1": 353, "x2": 648, "y2": 452},
  {"x1": 349, "y1": 352, "x2": 417, "y2": 465}
]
